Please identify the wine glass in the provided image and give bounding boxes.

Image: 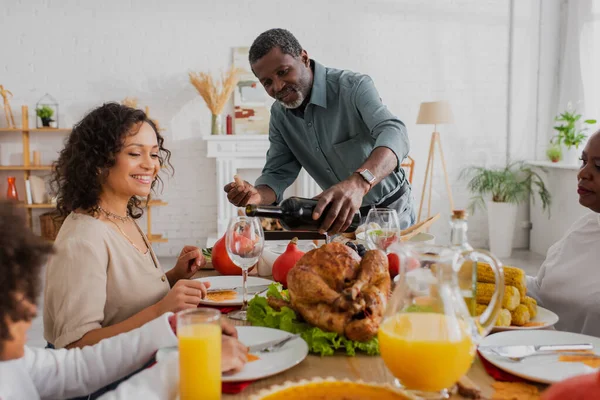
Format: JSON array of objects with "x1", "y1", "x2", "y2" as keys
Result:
[
  {"x1": 364, "y1": 208, "x2": 401, "y2": 252},
  {"x1": 225, "y1": 216, "x2": 264, "y2": 321}
]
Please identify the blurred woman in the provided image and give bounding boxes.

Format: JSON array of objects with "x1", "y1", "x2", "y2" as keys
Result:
[{"x1": 527, "y1": 129, "x2": 600, "y2": 336}]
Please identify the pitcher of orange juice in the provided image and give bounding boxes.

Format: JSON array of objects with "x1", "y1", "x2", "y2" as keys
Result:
[{"x1": 379, "y1": 243, "x2": 504, "y2": 399}]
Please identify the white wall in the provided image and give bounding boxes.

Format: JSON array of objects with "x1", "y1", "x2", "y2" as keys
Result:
[{"x1": 1, "y1": 0, "x2": 543, "y2": 255}]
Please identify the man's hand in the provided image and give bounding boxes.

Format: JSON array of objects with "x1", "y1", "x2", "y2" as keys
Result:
[
  {"x1": 312, "y1": 174, "x2": 370, "y2": 234},
  {"x1": 224, "y1": 175, "x2": 262, "y2": 207}
]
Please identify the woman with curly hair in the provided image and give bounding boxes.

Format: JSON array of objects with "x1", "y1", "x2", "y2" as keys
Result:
[
  {"x1": 42, "y1": 104, "x2": 247, "y2": 390},
  {"x1": 0, "y1": 199, "x2": 181, "y2": 399}
]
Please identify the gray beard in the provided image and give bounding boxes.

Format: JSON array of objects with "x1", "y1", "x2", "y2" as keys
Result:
[{"x1": 278, "y1": 90, "x2": 306, "y2": 109}]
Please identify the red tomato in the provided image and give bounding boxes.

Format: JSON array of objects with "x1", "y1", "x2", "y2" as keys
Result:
[
  {"x1": 387, "y1": 252, "x2": 400, "y2": 278},
  {"x1": 233, "y1": 232, "x2": 254, "y2": 254}
]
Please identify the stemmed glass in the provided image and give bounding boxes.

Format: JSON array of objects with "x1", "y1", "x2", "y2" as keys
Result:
[
  {"x1": 225, "y1": 216, "x2": 264, "y2": 321},
  {"x1": 364, "y1": 208, "x2": 401, "y2": 253}
]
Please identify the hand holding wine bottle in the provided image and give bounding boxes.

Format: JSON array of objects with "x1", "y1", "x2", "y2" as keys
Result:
[{"x1": 223, "y1": 175, "x2": 263, "y2": 207}]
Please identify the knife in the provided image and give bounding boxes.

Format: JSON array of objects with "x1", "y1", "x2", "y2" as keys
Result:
[
  {"x1": 247, "y1": 334, "x2": 301, "y2": 353},
  {"x1": 206, "y1": 284, "x2": 271, "y2": 295},
  {"x1": 480, "y1": 343, "x2": 593, "y2": 360}
]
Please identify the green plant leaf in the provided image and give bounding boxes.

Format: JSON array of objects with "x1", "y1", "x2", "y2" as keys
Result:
[
  {"x1": 584, "y1": 119, "x2": 597, "y2": 124},
  {"x1": 460, "y1": 161, "x2": 551, "y2": 216}
]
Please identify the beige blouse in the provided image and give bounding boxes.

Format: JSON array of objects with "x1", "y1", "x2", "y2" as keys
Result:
[{"x1": 44, "y1": 212, "x2": 170, "y2": 348}]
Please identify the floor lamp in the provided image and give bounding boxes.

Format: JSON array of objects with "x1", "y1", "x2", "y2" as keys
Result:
[{"x1": 416, "y1": 100, "x2": 454, "y2": 222}]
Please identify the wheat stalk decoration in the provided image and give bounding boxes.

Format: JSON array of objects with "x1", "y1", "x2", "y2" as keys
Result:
[{"x1": 189, "y1": 68, "x2": 241, "y2": 115}]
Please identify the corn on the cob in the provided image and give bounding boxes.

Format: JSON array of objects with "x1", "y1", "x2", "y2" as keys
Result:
[
  {"x1": 477, "y1": 263, "x2": 527, "y2": 301},
  {"x1": 476, "y1": 283, "x2": 520, "y2": 311},
  {"x1": 510, "y1": 304, "x2": 531, "y2": 326},
  {"x1": 522, "y1": 296, "x2": 537, "y2": 319},
  {"x1": 475, "y1": 304, "x2": 512, "y2": 327}
]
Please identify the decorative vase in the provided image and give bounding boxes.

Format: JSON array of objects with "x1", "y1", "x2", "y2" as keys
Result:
[
  {"x1": 6, "y1": 176, "x2": 18, "y2": 201},
  {"x1": 562, "y1": 145, "x2": 582, "y2": 166},
  {"x1": 211, "y1": 114, "x2": 223, "y2": 135},
  {"x1": 487, "y1": 201, "x2": 517, "y2": 258}
]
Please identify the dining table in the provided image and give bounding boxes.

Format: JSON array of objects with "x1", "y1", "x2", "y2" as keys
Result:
[{"x1": 194, "y1": 269, "x2": 549, "y2": 399}]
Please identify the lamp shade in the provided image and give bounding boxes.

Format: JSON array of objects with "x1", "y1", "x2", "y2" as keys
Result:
[{"x1": 416, "y1": 101, "x2": 454, "y2": 125}]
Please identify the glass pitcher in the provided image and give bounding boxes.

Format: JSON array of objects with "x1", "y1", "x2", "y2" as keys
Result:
[{"x1": 378, "y1": 243, "x2": 504, "y2": 399}]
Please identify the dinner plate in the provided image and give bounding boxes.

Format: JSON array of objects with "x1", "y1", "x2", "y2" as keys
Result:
[
  {"x1": 491, "y1": 306, "x2": 559, "y2": 332},
  {"x1": 479, "y1": 330, "x2": 600, "y2": 384},
  {"x1": 156, "y1": 326, "x2": 309, "y2": 382},
  {"x1": 196, "y1": 276, "x2": 273, "y2": 306}
]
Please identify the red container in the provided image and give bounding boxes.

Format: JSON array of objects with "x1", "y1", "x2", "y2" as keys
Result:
[
  {"x1": 226, "y1": 114, "x2": 233, "y2": 135},
  {"x1": 6, "y1": 176, "x2": 18, "y2": 201}
]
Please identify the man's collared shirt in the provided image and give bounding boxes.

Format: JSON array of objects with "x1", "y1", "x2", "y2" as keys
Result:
[{"x1": 255, "y1": 60, "x2": 410, "y2": 206}]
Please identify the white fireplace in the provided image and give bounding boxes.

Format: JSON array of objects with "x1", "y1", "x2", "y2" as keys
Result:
[{"x1": 204, "y1": 135, "x2": 320, "y2": 246}]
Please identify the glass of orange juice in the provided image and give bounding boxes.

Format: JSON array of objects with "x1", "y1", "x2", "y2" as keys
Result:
[
  {"x1": 178, "y1": 308, "x2": 222, "y2": 400},
  {"x1": 380, "y1": 243, "x2": 504, "y2": 399}
]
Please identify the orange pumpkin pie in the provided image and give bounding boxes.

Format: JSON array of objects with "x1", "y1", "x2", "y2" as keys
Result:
[
  {"x1": 205, "y1": 290, "x2": 237, "y2": 302},
  {"x1": 250, "y1": 378, "x2": 415, "y2": 400}
]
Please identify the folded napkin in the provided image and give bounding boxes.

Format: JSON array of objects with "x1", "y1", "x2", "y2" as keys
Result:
[
  {"x1": 478, "y1": 350, "x2": 527, "y2": 382},
  {"x1": 222, "y1": 381, "x2": 254, "y2": 394}
]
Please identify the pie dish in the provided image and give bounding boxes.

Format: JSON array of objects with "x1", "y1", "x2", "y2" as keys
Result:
[{"x1": 249, "y1": 377, "x2": 415, "y2": 400}]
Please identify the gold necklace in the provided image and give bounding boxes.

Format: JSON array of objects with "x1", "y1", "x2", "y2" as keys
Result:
[
  {"x1": 106, "y1": 218, "x2": 148, "y2": 254},
  {"x1": 98, "y1": 205, "x2": 130, "y2": 223}
]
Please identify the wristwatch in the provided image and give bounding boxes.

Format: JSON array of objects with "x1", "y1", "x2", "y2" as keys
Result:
[{"x1": 355, "y1": 168, "x2": 376, "y2": 189}]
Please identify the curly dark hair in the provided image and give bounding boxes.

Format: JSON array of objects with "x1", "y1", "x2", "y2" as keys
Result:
[
  {"x1": 0, "y1": 200, "x2": 54, "y2": 353},
  {"x1": 249, "y1": 28, "x2": 303, "y2": 66},
  {"x1": 51, "y1": 102, "x2": 173, "y2": 219}
]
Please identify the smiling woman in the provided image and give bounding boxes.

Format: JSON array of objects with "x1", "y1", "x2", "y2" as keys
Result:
[{"x1": 42, "y1": 103, "x2": 238, "y2": 399}]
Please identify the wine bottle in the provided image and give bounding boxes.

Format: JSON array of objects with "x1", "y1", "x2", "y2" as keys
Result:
[{"x1": 245, "y1": 196, "x2": 361, "y2": 232}]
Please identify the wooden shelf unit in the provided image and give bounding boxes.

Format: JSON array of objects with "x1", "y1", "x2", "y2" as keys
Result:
[
  {"x1": 2, "y1": 105, "x2": 169, "y2": 243},
  {"x1": 0, "y1": 165, "x2": 53, "y2": 171}
]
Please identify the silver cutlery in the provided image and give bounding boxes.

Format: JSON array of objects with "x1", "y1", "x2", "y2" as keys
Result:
[
  {"x1": 480, "y1": 343, "x2": 594, "y2": 362},
  {"x1": 247, "y1": 334, "x2": 301, "y2": 353}
]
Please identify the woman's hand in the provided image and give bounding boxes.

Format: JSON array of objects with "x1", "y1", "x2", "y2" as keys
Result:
[
  {"x1": 222, "y1": 335, "x2": 248, "y2": 374},
  {"x1": 221, "y1": 318, "x2": 238, "y2": 338},
  {"x1": 155, "y1": 279, "x2": 210, "y2": 315},
  {"x1": 168, "y1": 246, "x2": 207, "y2": 284},
  {"x1": 168, "y1": 314, "x2": 237, "y2": 338}
]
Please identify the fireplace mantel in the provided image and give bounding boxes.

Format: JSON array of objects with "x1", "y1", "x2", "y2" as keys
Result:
[{"x1": 203, "y1": 135, "x2": 320, "y2": 244}]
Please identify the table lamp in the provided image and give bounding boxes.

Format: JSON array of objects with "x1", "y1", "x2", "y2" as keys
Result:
[{"x1": 415, "y1": 100, "x2": 454, "y2": 222}]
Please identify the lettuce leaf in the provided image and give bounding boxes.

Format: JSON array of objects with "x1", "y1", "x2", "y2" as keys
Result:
[{"x1": 247, "y1": 283, "x2": 379, "y2": 356}]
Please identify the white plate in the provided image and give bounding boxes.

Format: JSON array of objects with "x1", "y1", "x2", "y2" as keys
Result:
[
  {"x1": 491, "y1": 306, "x2": 559, "y2": 332},
  {"x1": 196, "y1": 276, "x2": 273, "y2": 306},
  {"x1": 156, "y1": 326, "x2": 308, "y2": 382},
  {"x1": 479, "y1": 330, "x2": 600, "y2": 384}
]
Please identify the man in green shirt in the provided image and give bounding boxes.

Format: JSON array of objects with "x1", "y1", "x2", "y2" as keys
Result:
[{"x1": 225, "y1": 28, "x2": 414, "y2": 233}]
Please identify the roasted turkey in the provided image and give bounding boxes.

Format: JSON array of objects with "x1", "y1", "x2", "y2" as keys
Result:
[{"x1": 278, "y1": 242, "x2": 391, "y2": 342}]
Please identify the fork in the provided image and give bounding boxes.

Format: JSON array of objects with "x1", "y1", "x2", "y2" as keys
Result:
[
  {"x1": 490, "y1": 348, "x2": 599, "y2": 362},
  {"x1": 262, "y1": 334, "x2": 301, "y2": 352}
]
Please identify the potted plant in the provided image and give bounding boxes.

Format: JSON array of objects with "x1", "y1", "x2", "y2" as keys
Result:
[
  {"x1": 546, "y1": 144, "x2": 562, "y2": 163},
  {"x1": 460, "y1": 162, "x2": 551, "y2": 258},
  {"x1": 36, "y1": 105, "x2": 54, "y2": 127},
  {"x1": 550, "y1": 106, "x2": 596, "y2": 164}
]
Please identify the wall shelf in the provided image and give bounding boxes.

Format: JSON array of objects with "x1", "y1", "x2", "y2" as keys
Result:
[
  {"x1": 0, "y1": 165, "x2": 53, "y2": 171},
  {"x1": 18, "y1": 203, "x2": 55, "y2": 209},
  {"x1": 0, "y1": 128, "x2": 72, "y2": 134}
]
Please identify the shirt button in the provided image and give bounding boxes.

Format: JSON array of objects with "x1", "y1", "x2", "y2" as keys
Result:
[
  {"x1": 316, "y1": 147, "x2": 320, "y2": 151},
  {"x1": 308, "y1": 122, "x2": 313, "y2": 127},
  {"x1": 326, "y1": 168, "x2": 331, "y2": 172},
  {"x1": 161, "y1": 276, "x2": 166, "y2": 282}
]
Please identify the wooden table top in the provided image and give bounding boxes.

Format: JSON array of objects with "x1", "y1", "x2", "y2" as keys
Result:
[{"x1": 194, "y1": 269, "x2": 540, "y2": 399}]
